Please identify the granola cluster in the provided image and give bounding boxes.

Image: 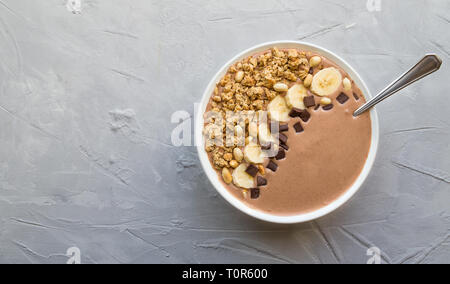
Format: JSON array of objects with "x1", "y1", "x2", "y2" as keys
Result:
[{"x1": 205, "y1": 47, "x2": 311, "y2": 170}]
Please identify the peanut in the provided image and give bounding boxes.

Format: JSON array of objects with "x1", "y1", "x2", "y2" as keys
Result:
[
  {"x1": 303, "y1": 74, "x2": 313, "y2": 88},
  {"x1": 229, "y1": 160, "x2": 239, "y2": 168},
  {"x1": 234, "y1": 125, "x2": 244, "y2": 138},
  {"x1": 258, "y1": 165, "x2": 265, "y2": 175},
  {"x1": 320, "y1": 97, "x2": 332, "y2": 105},
  {"x1": 222, "y1": 168, "x2": 232, "y2": 184},
  {"x1": 248, "y1": 122, "x2": 258, "y2": 138},
  {"x1": 273, "y1": 82, "x2": 288, "y2": 92},
  {"x1": 343, "y1": 78, "x2": 352, "y2": 91},
  {"x1": 309, "y1": 56, "x2": 322, "y2": 67},
  {"x1": 233, "y1": 148, "x2": 244, "y2": 162},
  {"x1": 235, "y1": 71, "x2": 244, "y2": 82}
]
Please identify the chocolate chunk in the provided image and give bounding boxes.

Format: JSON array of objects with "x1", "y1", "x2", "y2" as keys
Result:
[
  {"x1": 299, "y1": 109, "x2": 311, "y2": 122},
  {"x1": 279, "y1": 133, "x2": 288, "y2": 144},
  {"x1": 250, "y1": 188, "x2": 260, "y2": 199},
  {"x1": 323, "y1": 104, "x2": 334, "y2": 111},
  {"x1": 257, "y1": 176, "x2": 267, "y2": 186},
  {"x1": 275, "y1": 148, "x2": 286, "y2": 160},
  {"x1": 265, "y1": 148, "x2": 277, "y2": 158},
  {"x1": 353, "y1": 92, "x2": 359, "y2": 100},
  {"x1": 303, "y1": 96, "x2": 316, "y2": 108},
  {"x1": 280, "y1": 142, "x2": 289, "y2": 151},
  {"x1": 245, "y1": 164, "x2": 258, "y2": 177},
  {"x1": 262, "y1": 142, "x2": 277, "y2": 158},
  {"x1": 279, "y1": 124, "x2": 289, "y2": 132},
  {"x1": 293, "y1": 122, "x2": 304, "y2": 133},
  {"x1": 261, "y1": 142, "x2": 272, "y2": 150},
  {"x1": 289, "y1": 107, "x2": 303, "y2": 118},
  {"x1": 336, "y1": 93, "x2": 349, "y2": 104},
  {"x1": 266, "y1": 160, "x2": 278, "y2": 172},
  {"x1": 314, "y1": 104, "x2": 321, "y2": 110}
]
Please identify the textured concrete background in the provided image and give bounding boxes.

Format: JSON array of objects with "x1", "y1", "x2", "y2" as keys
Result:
[{"x1": 0, "y1": 0, "x2": 449, "y2": 264}]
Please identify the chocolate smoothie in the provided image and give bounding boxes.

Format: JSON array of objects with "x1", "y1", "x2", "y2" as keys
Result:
[{"x1": 203, "y1": 47, "x2": 371, "y2": 216}]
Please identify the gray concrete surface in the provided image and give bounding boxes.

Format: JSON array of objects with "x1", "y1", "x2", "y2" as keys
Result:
[{"x1": 0, "y1": 0, "x2": 449, "y2": 264}]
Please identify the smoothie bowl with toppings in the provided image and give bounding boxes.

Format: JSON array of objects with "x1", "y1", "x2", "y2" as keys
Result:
[{"x1": 196, "y1": 41, "x2": 379, "y2": 224}]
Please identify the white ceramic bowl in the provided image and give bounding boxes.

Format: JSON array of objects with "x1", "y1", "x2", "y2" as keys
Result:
[{"x1": 196, "y1": 41, "x2": 379, "y2": 224}]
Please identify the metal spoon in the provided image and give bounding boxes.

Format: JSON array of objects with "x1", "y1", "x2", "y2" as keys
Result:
[{"x1": 353, "y1": 54, "x2": 442, "y2": 116}]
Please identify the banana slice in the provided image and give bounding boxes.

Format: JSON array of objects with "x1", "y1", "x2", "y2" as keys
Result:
[
  {"x1": 311, "y1": 67, "x2": 342, "y2": 97},
  {"x1": 258, "y1": 123, "x2": 276, "y2": 145},
  {"x1": 232, "y1": 164, "x2": 255, "y2": 189},
  {"x1": 267, "y1": 95, "x2": 290, "y2": 122},
  {"x1": 244, "y1": 142, "x2": 265, "y2": 164},
  {"x1": 285, "y1": 84, "x2": 308, "y2": 110}
]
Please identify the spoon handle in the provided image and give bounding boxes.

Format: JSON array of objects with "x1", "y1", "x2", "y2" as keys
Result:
[{"x1": 353, "y1": 54, "x2": 442, "y2": 116}]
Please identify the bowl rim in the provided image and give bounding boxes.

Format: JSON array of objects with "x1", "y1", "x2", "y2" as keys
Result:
[{"x1": 195, "y1": 40, "x2": 379, "y2": 224}]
